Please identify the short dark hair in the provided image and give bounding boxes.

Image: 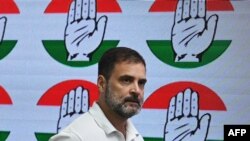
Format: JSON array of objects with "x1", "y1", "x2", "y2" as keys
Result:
[{"x1": 98, "y1": 47, "x2": 146, "y2": 80}]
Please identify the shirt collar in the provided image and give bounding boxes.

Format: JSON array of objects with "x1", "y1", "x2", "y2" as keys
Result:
[
  {"x1": 89, "y1": 102, "x2": 116, "y2": 134},
  {"x1": 126, "y1": 119, "x2": 141, "y2": 140},
  {"x1": 89, "y1": 102, "x2": 140, "y2": 139}
]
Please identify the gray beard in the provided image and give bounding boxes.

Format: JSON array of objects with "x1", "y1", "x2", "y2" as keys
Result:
[{"x1": 104, "y1": 86, "x2": 141, "y2": 118}]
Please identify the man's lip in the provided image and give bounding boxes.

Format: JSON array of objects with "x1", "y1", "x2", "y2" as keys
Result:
[
  {"x1": 124, "y1": 97, "x2": 141, "y2": 106},
  {"x1": 125, "y1": 101, "x2": 140, "y2": 106},
  {"x1": 126, "y1": 101, "x2": 138, "y2": 103}
]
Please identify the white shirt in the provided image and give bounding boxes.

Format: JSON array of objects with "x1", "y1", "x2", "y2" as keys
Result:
[{"x1": 49, "y1": 102, "x2": 144, "y2": 141}]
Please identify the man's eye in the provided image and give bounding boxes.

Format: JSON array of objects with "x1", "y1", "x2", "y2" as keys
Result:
[
  {"x1": 122, "y1": 78, "x2": 131, "y2": 84},
  {"x1": 138, "y1": 81, "x2": 146, "y2": 88}
]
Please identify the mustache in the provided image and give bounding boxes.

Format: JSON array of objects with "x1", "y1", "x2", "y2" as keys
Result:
[{"x1": 123, "y1": 96, "x2": 142, "y2": 106}]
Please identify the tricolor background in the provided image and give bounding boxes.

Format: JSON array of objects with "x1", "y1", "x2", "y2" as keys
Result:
[{"x1": 0, "y1": 0, "x2": 249, "y2": 141}]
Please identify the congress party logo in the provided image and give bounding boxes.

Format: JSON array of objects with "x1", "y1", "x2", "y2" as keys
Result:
[
  {"x1": 0, "y1": 85, "x2": 13, "y2": 141},
  {"x1": 0, "y1": 0, "x2": 19, "y2": 61},
  {"x1": 42, "y1": 0, "x2": 120, "y2": 67},
  {"x1": 147, "y1": 0, "x2": 233, "y2": 68},
  {"x1": 143, "y1": 81, "x2": 226, "y2": 141},
  {"x1": 35, "y1": 80, "x2": 98, "y2": 141}
]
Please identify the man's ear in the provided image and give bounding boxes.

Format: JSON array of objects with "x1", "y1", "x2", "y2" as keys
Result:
[{"x1": 97, "y1": 75, "x2": 106, "y2": 93}]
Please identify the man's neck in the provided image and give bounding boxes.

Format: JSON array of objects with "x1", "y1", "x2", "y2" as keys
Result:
[{"x1": 97, "y1": 101, "x2": 128, "y2": 137}]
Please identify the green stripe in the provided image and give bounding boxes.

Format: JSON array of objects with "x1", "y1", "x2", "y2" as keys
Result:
[
  {"x1": 0, "y1": 131, "x2": 10, "y2": 141},
  {"x1": 35, "y1": 133, "x2": 54, "y2": 141},
  {"x1": 42, "y1": 40, "x2": 119, "y2": 67},
  {"x1": 144, "y1": 137, "x2": 223, "y2": 141},
  {"x1": 35, "y1": 133, "x2": 223, "y2": 141},
  {"x1": 147, "y1": 40, "x2": 231, "y2": 68},
  {"x1": 0, "y1": 40, "x2": 17, "y2": 60},
  {"x1": 144, "y1": 137, "x2": 163, "y2": 141}
]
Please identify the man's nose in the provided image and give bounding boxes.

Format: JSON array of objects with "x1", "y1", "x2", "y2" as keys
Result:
[{"x1": 130, "y1": 82, "x2": 142, "y2": 95}]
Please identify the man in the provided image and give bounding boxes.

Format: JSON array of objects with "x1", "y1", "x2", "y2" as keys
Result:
[{"x1": 49, "y1": 47, "x2": 147, "y2": 141}]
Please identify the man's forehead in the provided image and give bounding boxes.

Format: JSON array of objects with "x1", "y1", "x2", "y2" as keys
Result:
[
  {"x1": 115, "y1": 60, "x2": 145, "y2": 67},
  {"x1": 114, "y1": 61, "x2": 146, "y2": 71},
  {"x1": 112, "y1": 62, "x2": 146, "y2": 78}
]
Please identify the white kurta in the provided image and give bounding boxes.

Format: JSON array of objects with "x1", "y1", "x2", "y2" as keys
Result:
[{"x1": 49, "y1": 102, "x2": 144, "y2": 141}]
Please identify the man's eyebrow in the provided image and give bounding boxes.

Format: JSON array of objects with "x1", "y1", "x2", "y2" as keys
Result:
[
  {"x1": 139, "y1": 78, "x2": 147, "y2": 83},
  {"x1": 120, "y1": 75, "x2": 147, "y2": 82},
  {"x1": 119, "y1": 75, "x2": 134, "y2": 79}
]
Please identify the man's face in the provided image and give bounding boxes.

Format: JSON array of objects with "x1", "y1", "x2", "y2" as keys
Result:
[{"x1": 105, "y1": 61, "x2": 147, "y2": 118}]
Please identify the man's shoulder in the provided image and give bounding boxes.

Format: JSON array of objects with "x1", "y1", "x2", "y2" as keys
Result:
[
  {"x1": 57, "y1": 111, "x2": 109, "y2": 140},
  {"x1": 48, "y1": 114, "x2": 93, "y2": 141},
  {"x1": 65, "y1": 112, "x2": 95, "y2": 130}
]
